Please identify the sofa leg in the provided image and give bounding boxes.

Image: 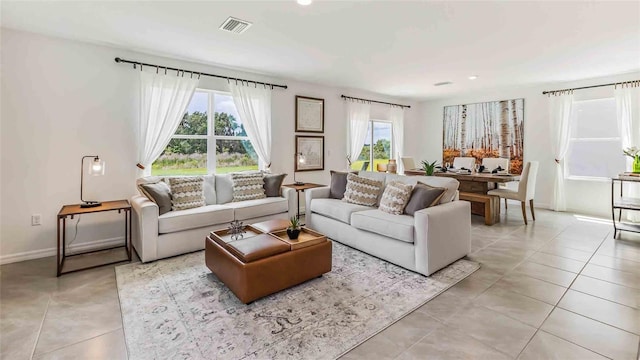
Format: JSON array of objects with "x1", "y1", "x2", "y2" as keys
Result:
[
  {"x1": 505, "y1": 198, "x2": 508, "y2": 209},
  {"x1": 529, "y1": 199, "x2": 536, "y2": 221},
  {"x1": 521, "y1": 201, "x2": 528, "y2": 225}
]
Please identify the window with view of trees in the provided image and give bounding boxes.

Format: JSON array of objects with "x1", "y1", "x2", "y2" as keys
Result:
[
  {"x1": 152, "y1": 90, "x2": 259, "y2": 175},
  {"x1": 350, "y1": 120, "x2": 393, "y2": 171}
]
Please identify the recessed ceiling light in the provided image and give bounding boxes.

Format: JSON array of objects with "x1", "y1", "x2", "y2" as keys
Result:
[
  {"x1": 468, "y1": 75, "x2": 478, "y2": 80},
  {"x1": 434, "y1": 81, "x2": 453, "y2": 86},
  {"x1": 297, "y1": 0, "x2": 312, "y2": 5}
]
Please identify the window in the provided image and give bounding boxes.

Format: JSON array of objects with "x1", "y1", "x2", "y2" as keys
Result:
[
  {"x1": 565, "y1": 98, "x2": 625, "y2": 180},
  {"x1": 152, "y1": 90, "x2": 259, "y2": 175},
  {"x1": 351, "y1": 120, "x2": 393, "y2": 171}
]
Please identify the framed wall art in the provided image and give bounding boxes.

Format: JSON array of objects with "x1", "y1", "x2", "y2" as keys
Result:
[
  {"x1": 295, "y1": 135, "x2": 324, "y2": 171},
  {"x1": 443, "y1": 98, "x2": 525, "y2": 174},
  {"x1": 295, "y1": 96, "x2": 324, "y2": 133}
]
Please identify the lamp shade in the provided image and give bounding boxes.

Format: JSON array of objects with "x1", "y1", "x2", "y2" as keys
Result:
[{"x1": 89, "y1": 157, "x2": 105, "y2": 176}]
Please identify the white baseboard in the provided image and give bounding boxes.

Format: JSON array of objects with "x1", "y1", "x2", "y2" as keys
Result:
[{"x1": 0, "y1": 236, "x2": 126, "y2": 265}]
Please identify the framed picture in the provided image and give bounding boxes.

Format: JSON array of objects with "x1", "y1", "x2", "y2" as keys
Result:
[
  {"x1": 295, "y1": 135, "x2": 324, "y2": 171},
  {"x1": 295, "y1": 96, "x2": 324, "y2": 133}
]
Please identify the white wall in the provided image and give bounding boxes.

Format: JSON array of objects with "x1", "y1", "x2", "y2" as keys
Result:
[
  {"x1": 0, "y1": 28, "x2": 418, "y2": 263},
  {"x1": 417, "y1": 71, "x2": 640, "y2": 218}
]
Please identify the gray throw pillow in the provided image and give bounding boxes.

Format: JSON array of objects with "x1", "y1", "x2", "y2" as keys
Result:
[
  {"x1": 263, "y1": 173, "x2": 287, "y2": 197},
  {"x1": 329, "y1": 170, "x2": 357, "y2": 199},
  {"x1": 404, "y1": 182, "x2": 446, "y2": 216},
  {"x1": 140, "y1": 181, "x2": 172, "y2": 215}
]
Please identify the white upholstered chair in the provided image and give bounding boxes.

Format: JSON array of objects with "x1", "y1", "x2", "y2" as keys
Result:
[
  {"x1": 452, "y1": 157, "x2": 476, "y2": 170},
  {"x1": 400, "y1": 157, "x2": 417, "y2": 171},
  {"x1": 482, "y1": 157, "x2": 509, "y2": 172},
  {"x1": 487, "y1": 161, "x2": 539, "y2": 225}
]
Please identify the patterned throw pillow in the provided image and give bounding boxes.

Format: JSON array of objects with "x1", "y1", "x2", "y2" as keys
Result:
[
  {"x1": 231, "y1": 172, "x2": 266, "y2": 202},
  {"x1": 169, "y1": 176, "x2": 205, "y2": 211},
  {"x1": 379, "y1": 181, "x2": 414, "y2": 215},
  {"x1": 343, "y1": 173, "x2": 384, "y2": 207}
]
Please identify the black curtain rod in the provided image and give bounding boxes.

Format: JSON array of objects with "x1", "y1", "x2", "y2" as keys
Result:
[
  {"x1": 341, "y1": 94, "x2": 411, "y2": 109},
  {"x1": 114, "y1": 57, "x2": 288, "y2": 90},
  {"x1": 542, "y1": 79, "x2": 640, "y2": 95}
]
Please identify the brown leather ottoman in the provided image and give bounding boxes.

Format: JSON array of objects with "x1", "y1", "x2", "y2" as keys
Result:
[{"x1": 205, "y1": 232, "x2": 332, "y2": 304}]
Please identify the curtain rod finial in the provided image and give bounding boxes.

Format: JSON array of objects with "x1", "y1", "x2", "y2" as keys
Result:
[{"x1": 115, "y1": 57, "x2": 122, "y2": 63}]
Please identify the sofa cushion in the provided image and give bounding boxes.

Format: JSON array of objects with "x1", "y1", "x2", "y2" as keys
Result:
[
  {"x1": 404, "y1": 182, "x2": 445, "y2": 216},
  {"x1": 169, "y1": 176, "x2": 205, "y2": 211},
  {"x1": 385, "y1": 174, "x2": 458, "y2": 204},
  {"x1": 329, "y1": 171, "x2": 352, "y2": 199},
  {"x1": 158, "y1": 205, "x2": 234, "y2": 234},
  {"x1": 351, "y1": 209, "x2": 415, "y2": 244},
  {"x1": 215, "y1": 174, "x2": 234, "y2": 204},
  {"x1": 310, "y1": 198, "x2": 370, "y2": 225},
  {"x1": 264, "y1": 173, "x2": 287, "y2": 197},
  {"x1": 231, "y1": 172, "x2": 266, "y2": 202},
  {"x1": 224, "y1": 197, "x2": 288, "y2": 221},
  {"x1": 203, "y1": 174, "x2": 216, "y2": 205},
  {"x1": 139, "y1": 181, "x2": 172, "y2": 215},
  {"x1": 379, "y1": 181, "x2": 414, "y2": 215},
  {"x1": 343, "y1": 173, "x2": 384, "y2": 207}
]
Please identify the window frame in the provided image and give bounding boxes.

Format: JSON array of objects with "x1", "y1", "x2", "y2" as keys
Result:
[
  {"x1": 154, "y1": 88, "x2": 258, "y2": 175},
  {"x1": 564, "y1": 97, "x2": 621, "y2": 182}
]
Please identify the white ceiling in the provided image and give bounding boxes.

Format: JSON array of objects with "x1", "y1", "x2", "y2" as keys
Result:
[{"x1": 2, "y1": 1, "x2": 639, "y2": 100}]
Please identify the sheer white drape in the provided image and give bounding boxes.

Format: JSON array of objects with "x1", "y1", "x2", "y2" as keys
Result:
[
  {"x1": 229, "y1": 82, "x2": 272, "y2": 169},
  {"x1": 389, "y1": 106, "x2": 405, "y2": 173},
  {"x1": 137, "y1": 71, "x2": 199, "y2": 176},
  {"x1": 615, "y1": 83, "x2": 640, "y2": 220},
  {"x1": 346, "y1": 101, "x2": 371, "y2": 168},
  {"x1": 549, "y1": 91, "x2": 574, "y2": 211}
]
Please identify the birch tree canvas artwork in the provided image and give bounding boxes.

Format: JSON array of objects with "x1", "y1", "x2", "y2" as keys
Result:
[{"x1": 443, "y1": 99, "x2": 524, "y2": 174}]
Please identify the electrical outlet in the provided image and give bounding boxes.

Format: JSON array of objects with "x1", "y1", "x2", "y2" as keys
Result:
[{"x1": 31, "y1": 214, "x2": 42, "y2": 226}]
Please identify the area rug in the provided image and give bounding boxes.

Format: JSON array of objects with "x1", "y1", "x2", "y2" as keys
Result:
[{"x1": 115, "y1": 242, "x2": 479, "y2": 360}]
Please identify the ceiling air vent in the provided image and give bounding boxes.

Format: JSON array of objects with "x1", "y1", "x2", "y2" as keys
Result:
[
  {"x1": 219, "y1": 17, "x2": 252, "y2": 34},
  {"x1": 434, "y1": 81, "x2": 453, "y2": 86}
]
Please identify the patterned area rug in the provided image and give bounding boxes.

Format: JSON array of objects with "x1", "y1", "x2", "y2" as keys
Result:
[{"x1": 115, "y1": 242, "x2": 479, "y2": 360}]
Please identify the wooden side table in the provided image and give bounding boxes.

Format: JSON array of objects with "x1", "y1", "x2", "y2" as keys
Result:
[
  {"x1": 57, "y1": 200, "x2": 132, "y2": 276},
  {"x1": 282, "y1": 183, "x2": 326, "y2": 220}
]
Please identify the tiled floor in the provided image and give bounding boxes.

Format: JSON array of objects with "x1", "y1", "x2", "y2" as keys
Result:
[{"x1": 2, "y1": 207, "x2": 640, "y2": 359}]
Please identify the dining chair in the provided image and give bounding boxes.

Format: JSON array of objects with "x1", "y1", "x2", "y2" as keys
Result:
[
  {"x1": 400, "y1": 157, "x2": 417, "y2": 170},
  {"x1": 487, "y1": 161, "x2": 539, "y2": 225},
  {"x1": 360, "y1": 161, "x2": 370, "y2": 171},
  {"x1": 377, "y1": 163, "x2": 388, "y2": 172},
  {"x1": 482, "y1": 157, "x2": 509, "y2": 172},
  {"x1": 452, "y1": 157, "x2": 476, "y2": 169}
]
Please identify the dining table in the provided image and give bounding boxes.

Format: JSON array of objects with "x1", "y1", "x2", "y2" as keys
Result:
[{"x1": 404, "y1": 169, "x2": 521, "y2": 225}]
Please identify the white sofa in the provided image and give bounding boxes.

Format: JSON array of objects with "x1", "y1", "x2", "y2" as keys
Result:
[
  {"x1": 131, "y1": 174, "x2": 296, "y2": 262},
  {"x1": 305, "y1": 172, "x2": 471, "y2": 276}
]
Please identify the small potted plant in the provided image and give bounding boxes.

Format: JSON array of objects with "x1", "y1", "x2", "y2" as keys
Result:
[
  {"x1": 421, "y1": 160, "x2": 439, "y2": 176},
  {"x1": 624, "y1": 147, "x2": 640, "y2": 173},
  {"x1": 287, "y1": 216, "x2": 301, "y2": 240}
]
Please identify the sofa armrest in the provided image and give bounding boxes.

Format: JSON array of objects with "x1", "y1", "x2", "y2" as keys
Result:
[
  {"x1": 305, "y1": 187, "x2": 331, "y2": 220},
  {"x1": 130, "y1": 195, "x2": 159, "y2": 263},
  {"x1": 413, "y1": 200, "x2": 471, "y2": 275},
  {"x1": 281, "y1": 187, "x2": 297, "y2": 219}
]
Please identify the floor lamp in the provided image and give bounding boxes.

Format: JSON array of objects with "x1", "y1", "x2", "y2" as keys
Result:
[
  {"x1": 80, "y1": 155, "x2": 105, "y2": 208},
  {"x1": 294, "y1": 152, "x2": 305, "y2": 186}
]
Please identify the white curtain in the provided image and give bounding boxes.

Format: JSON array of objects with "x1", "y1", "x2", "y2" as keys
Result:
[
  {"x1": 615, "y1": 82, "x2": 640, "y2": 220},
  {"x1": 229, "y1": 82, "x2": 272, "y2": 169},
  {"x1": 138, "y1": 71, "x2": 199, "y2": 176},
  {"x1": 389, "y1": 106, "x2": 405, "y2": 173},
  {"x1": 346, "y1": 101, "x2": 371, "y2": 168},
  {"x1": 549, "y1": 91, "x2": 574, "y2": 211}
]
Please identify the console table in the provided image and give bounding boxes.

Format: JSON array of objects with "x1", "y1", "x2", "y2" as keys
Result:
[
  {"x1": 56, "y1": 200, "x2": 132, "y2": 276},
  {"x1": 611, "y1": 175, "x2": 640, "y2": 238}
]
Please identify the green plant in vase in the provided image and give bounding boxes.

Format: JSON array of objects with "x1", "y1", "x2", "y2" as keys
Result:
[
  {"x1": 623, "y1": 147, "x2": 640, "y2": 173},
  {"x1": 287, "y1": 216, "x2": 301, "y2": 240},
  {"x1": 421, "y1": 160, "x2": 439, "y2": 176}
]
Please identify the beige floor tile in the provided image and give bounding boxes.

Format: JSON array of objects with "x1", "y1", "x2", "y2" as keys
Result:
[
  {"x1": 417, "y1": 292, "x2": 471, "y2": 322},
  {"x1": 547, "y1": 237, "x2": 602, "y2": 254},
  {"x1": 597, "y1": 238, "x2": 640, "y2": 262},
  {"x1": 558, "y1": 290, "x2": 640, "y2": 335},
  {"x1": 589, "y1": 254, "x2": 640, "y2": 275},
  {"x1": 474, "y1": 286, "x2": 554, "y2": 327},
  {"x1": 528, "y1": 252, "x2": 586, "y2": 273},
  {"x1": 468, "y1": 247, "x2": 534, "y2": 274},
  {"x1": 541, "y1": 308, "x2": 639, "y2": 360},
  {"x1": 442, "y1": 267, "x2": 501, "y2": 300},
  {"x1": 33, "y1": 328, "x2": 127, "y2": 360},
  {"x1": 513, "y1": 261, "x2": 578, "y2": 287},
  {"x1": 539, "y1": 243, "x2": 593, "y2": 262},
  {"x1": 345, "y1": 310, "x2": 441, "y2": 359},
  {"x1": 571, "y1": 275, "x2": 639, "y2": 309},
  {"x1": 445, "y1": 305, "x2": 537, "y2": 357},
  {"x1": 494, "y1": 273, "x2": 567, "y2": 305},
  {"x1": 396, "y1": 326, "x2": 511, "y2": 360},
  {"x1": 581, "y1": 263, "x2": 640, "y2": 290},
  {"x1": 518, "y1": 331, "x2": 608, "y2": 360}
]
